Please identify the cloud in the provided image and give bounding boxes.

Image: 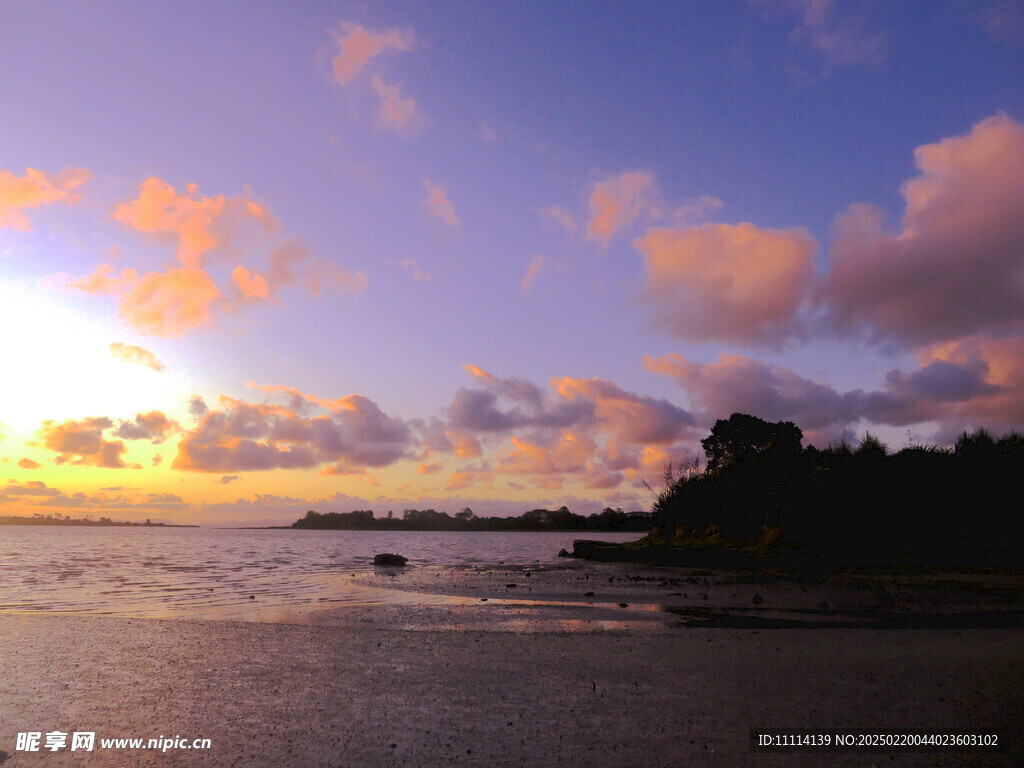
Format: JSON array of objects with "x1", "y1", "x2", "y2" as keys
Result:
[
  {"x1": 331, "y1": 23, "x2": 414, "y2": 85},
  {"x1": 861, "y1": 337, "x2": 1024, "y2": 435},
  {"x1": 417, "y1": 462, "x2": 443, "y2": 475},
  {"x1": 0, "y1": 166, "x2": 91, "y2": 231},
  {"x1": 552, "y1": 377, "x2": 694, "y2": 445},
  {"x1": 448, "y1": 365, "x2": 591, "y2": 433},
  {"x1": 36, "y1": 417, "x2": 128, "y2": 469},
  {"x1": 172, "y1": 392, "x2": 415, "y2": 473},
  {"x1": 371, "y1": 76, "x2": 420, "y2": 134},
  {"x1": 635, "y1": 222, "x2": 817, "y2": 346},
  {"x1": 821, "y1": 115, "x2": 1024, "y2": 346},
  {"x1": 66, "y1": 264, "x2": 139, "y2": 295},
  {"x1": 671, "y1": 195, "x2": 723, "y2": 227},
  {"x1": 109, "y1": 342, "x2": 165, "y2": 371},
  {"x1": 308, "y1": 260, "x2": 369, "y2": 296},
  {"x1": 522, "y1": 254, "x2": 545, "y2": 291},
  {"x1": 231, "y1": 265, "x2": 271, "y2": 299},
  {"x1": 443, "y1": 366, "x2": 696, "y2": 489},
  {"x1": 538, "y1": 204, "x2": 576, "y2": 234},
  {"x1": 587, "y1": 171, "x2": 656, "y2": 245},
  {"x1": 647, "y1": 339, "x2": 1024, "y2": 442},
  {"x1": 112, "y1": 177, "x2": 278, "y2": 269},
  {"x1": 268, "y1": 238, "x2": 368, "y2": 298},
  {"x1": 498, "y1": 432, "x2": 596, "y2": 479},
  {"x1": 188, "y1": 395, "x2": 209, "y2": 419},
  {"x1": 644, "y1": 352, "x2": 859, "y2": 437},
  {"x1": 118, "y1": 267, "x2": 221, "y2": 337},
  {"x1": 18, "y1": 458, "x2": 41, "y2": 470},
  {"x1": 423, "y1": 180, "x2": 459, "y2": 227},
  {"x1": 66, "y1": 180, "x2": 363, "y2": 334},
  {"x1": 0, "y1": 480, "x2": 61, "y2": 499},
  {"x1": 784, "y1": 0, "x2": 888, "y2": 70},
  {"x1": 399, "y1": 259, "x2": 431, "y2": 282},
  {"x1": 112, "y1": 411, "x2": 177, "y2": 443}
]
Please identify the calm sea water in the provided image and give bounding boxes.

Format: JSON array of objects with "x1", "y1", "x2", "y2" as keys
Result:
[{"x1": 0, "y1": 527, "x2": 638, "y2": 618}]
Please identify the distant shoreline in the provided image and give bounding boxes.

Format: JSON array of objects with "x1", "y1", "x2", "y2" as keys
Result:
[{"x1": 0, "y1": 515, "x2": 198, "y2": 528}]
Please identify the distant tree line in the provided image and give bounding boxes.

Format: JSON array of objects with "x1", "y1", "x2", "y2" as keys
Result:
[
  {"x1": 649, "y1": 412, "x2": 1024, "y2": 563},
  {"x1": 291, "y1": 506, "x2": 652, "y2": 532},
  {"x1": 0, "y1": 513, "x2": 187, "y2": 527}
]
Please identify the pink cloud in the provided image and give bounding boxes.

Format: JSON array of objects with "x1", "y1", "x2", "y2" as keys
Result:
[
  {"x1": 331, "y1": 23, "x2": 414, "y2": 85},
  {"x1": 423, "y1": 180, "x2": 459, "y2": 227},
  {"x1": 786, "y1": 0, "x2": 888, "y2": 70},
  {"x1": 118, "y1": 267, "x2": 221, "y2": 337},
  {"x1": 399, "y1": 259, "x2": 431, "y2": 282},
  {"x1": 863, "y1": 337, "x2": 1024, "y2": 436},
  {"x1": 444, "y1": 366, "x2": 695, "y2": 488},
  {"x1": 497, "y1": 432, "x2": 596, "y2": 479},
  {"x1": 65, "y1": 181, "x2": 362, "y2": 334},
  {"x1": 109, "y1": 342, "x2": 165, "y2": 371},
  {"x1": 232, "y1": 265, "x2": 272, "y2": 299},
  {"x1": 521, "y1": 254, "x2": 545, "y2": 291},
  {"x1": 538, "y1": 204, "x2": 576, "y2": 234},
  {"x1": 267, "y1": 237, "x2": 367, "y2": 297},
  {"x1": 17, "y1": 458, "x2": 41, "y2": 470},
  {"x1": 587, "y1": 171, "x2": 655, "y2": 244},
  {"x1": 307, "y1": 260, "x2": 369, "y2": 297},
  {"x1": 0, "y1": 166, "x2": 91, "y2": 231},
  {"x1": 173, "y1": 393, "x2": 415, "y2": 473},
  {"x1": 371, "y1": 76, "x2": 419, "y2": 134},
  {"x1": 36, "y1": 417, "x2": 128, "y2": 469},
  {"x1": 112, "y1": 177, "x2": 278, "y2": 269},
  {"x1": 552, "y1": 376, "x2": 693, "y2": 445},
  {"x1": 644, "y1": 352, "x2": 859, "y2": 440},
  {"x1": 66, "y1": 264, "x2": 140, "y2": 295},
  {"x1": 821, "y1": 114, "x2": 1024, "y2": 345},
  {"x1": 635, "y1": 222, "x2": 817, "y2": 346}
]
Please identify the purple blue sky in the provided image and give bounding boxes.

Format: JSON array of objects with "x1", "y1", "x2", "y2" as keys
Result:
[{"x1": 2, "y1": 0, "x2": 1023, "y2": 524}]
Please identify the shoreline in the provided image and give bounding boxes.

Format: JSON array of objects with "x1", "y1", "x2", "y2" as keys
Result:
[
  {"x1": 2, "y1": 562, "x2": 1023, "y2": 766},
  {"x1": 1, "y1": 612, "x2": 1021, "y2": 767}
]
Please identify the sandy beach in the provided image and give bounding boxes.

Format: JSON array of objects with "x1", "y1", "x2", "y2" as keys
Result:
[{"x1": 1, "y1": 562, "x2": 1022, "y2": 767}]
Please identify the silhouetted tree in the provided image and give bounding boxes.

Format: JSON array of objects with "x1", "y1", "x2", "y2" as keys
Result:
[{"x1": 701, "y1": 413, "x2": 803, "y2": 472}]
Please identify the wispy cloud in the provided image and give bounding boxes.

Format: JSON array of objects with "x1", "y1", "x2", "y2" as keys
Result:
[
  {"x1": 331, "y1": 23, "x2": 414, "y2": 86},
  {"x1": 423, "y1": 180, "x2": 459, "y2": 227},
  {"x1": 109, "y1": 342, "x2": 165, "y2": 372},
  {"x1": 783, "y1": 0, "x2": 888, "y2": 70},
  {"x1": 521, "y1": 254, "x2": 545, "y2": 291},
  {"x1": 371, "y1": 76, "x2": 420, "y2": 134},
  {"x1": 0, "y1": 166, "x2": 91, "y2": 231},
  {"x1": 587, "y1": 171, "x2": 656, "y2": 245}
]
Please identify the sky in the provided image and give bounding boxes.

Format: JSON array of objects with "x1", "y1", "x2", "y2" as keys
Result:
[{"x1": 1, "y1": 0, "x2": 1023, "y2": 525}]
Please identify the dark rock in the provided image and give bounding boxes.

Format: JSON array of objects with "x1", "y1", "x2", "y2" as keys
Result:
[
  {"x1": 752, "y1": 593, "x2": 764, "y2": 604},
  {"x1": 373, "y1": 553, "x2": 408, "y2": 566},
  {"x1": 557, "y1": 548, "x2": 571, "y2": 557},
  {"x1": 584, "y1": 591, "x2": 595, "y2": 597}
]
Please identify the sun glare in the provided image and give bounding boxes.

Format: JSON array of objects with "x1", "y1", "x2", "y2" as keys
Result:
[{"x1": 0, "y1": 281, "x2": 185, "y2": 434}]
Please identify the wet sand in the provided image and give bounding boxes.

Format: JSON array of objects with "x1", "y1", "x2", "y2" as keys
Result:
[{"x1": 1, "y1": 563, "x2": 1022, "y2": 767}]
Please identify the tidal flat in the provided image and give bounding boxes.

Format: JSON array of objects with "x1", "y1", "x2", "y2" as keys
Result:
[{"x1": 2, "y1": 562, "x2": 1022, "y2": 767}]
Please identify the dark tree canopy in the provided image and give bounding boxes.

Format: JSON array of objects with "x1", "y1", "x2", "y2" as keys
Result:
[{"x1": 700, "y1": 413, "x2": 803, "y2": 472}]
